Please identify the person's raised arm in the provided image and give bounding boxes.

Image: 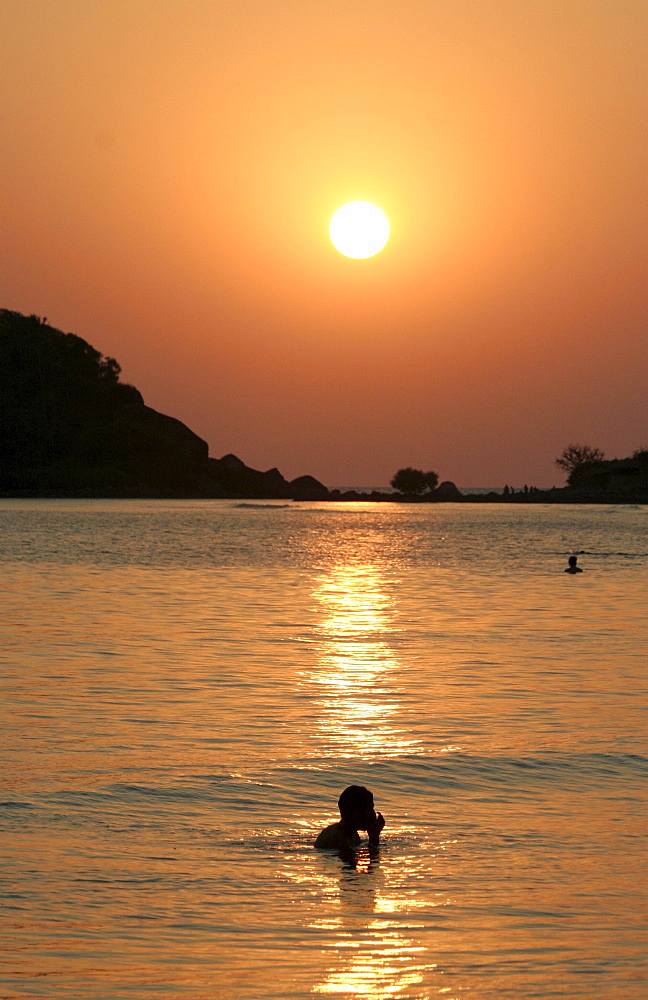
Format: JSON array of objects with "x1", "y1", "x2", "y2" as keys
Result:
[{"x1": 367, "y1": 811, "x2": 385, "y2": 848}]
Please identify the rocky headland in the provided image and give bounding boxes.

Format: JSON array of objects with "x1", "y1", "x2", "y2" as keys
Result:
[{"x1": 0, "y1": 309, "x2": 327, "y2": 499}]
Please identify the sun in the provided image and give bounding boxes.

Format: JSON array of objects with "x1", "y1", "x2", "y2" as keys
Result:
[{"x1": 329, "y1": 201, "x2": 390, "y2": 259}]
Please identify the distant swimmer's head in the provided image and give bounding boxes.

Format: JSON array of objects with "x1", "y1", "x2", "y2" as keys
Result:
[
  {"x1": 568, "y1": 555, "x2": 578, "y2": 567},
  {"x1": 338, "y1": 785, "x2": 376, "y2": 831}
]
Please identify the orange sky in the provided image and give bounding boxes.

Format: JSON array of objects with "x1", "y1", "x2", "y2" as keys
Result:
[{"x1": 2, "y1": 0, "x2": 646, "y2": 487}]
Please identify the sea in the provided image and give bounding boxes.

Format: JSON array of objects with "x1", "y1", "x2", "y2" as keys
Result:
[{"x1": 1, "y1": 499, "x2": 646, "y2": 1000}]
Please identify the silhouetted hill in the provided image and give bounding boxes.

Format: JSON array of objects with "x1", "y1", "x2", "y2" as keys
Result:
[
  {"x1": 0, "y1": 309, "x2": 329, "y2": 498},
  {"x1": 4, "y1": 310, "x2": 644, "y2": 503}
]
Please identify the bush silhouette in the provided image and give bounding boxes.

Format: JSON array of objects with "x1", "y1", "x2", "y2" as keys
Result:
[{"x1": 391, "y1": 467, "x2": 439, "y2": 494}]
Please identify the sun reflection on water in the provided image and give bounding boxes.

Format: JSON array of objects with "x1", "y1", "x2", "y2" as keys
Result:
[
  {"x1": 313, "y1": 931, "x2": 429, "y2": 997},
  {"x1": 296, "y1": 852, "x2": 443, "y2": 1000},
  {"x1": 292, "y1": 565, "x2": 446, "y2": 996},
  {"x1": 303, "y1": 564, "x2": 421, "y2": 759}
]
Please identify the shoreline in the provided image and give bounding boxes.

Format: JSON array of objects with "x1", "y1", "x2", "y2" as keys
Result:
[{"x1": 1, "y1": 488, "x2": 646, "y2": 505}]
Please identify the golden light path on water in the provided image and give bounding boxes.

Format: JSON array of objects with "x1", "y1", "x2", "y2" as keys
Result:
[
  {"x1": 304, "y1": 564, "x2": 422, "y2": 759},
  {"x1": 302, "y1": 850, "x2": 442, "y2": 1000},
  {"x1": 294, "y1": 564, "x2": 446, "y2": 997}
]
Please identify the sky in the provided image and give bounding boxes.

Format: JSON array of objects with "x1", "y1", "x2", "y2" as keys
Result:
[{"x1": 2, "y1": 0, "x2": 646, "y2": 488}]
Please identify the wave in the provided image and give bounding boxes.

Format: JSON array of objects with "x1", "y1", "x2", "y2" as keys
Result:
[
  {"x1": 233, "y1": 503, "x2": 293, "y2": 509},
  {"x1": 368, "y1": 750, "x2": 648, "y2": 795},
  {"x1": 265, "y1": 750, "x2": 648, "y2": 797}
]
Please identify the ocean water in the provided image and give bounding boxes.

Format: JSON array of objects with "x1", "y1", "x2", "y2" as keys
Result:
[{"x1": 1, "y1": 499, "x2": 646, "y2": 1000}]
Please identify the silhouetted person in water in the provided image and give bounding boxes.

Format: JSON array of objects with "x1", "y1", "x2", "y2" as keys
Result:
[
  {"x1": 314, "y1": 785, "x2": 385, "y2": 852},
  {"x1": 565, "y1": 555, "x2": 583, "y2": 574}
]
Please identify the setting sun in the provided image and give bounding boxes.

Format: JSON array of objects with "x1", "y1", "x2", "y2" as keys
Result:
[{"x1": 329, "y1": 201, "x2": 390, "y2": 259}]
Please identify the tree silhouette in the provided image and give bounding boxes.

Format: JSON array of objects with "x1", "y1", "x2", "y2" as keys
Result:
[
  {"x1": 423, "y1": 470, "x2": 439, "y2": 491},
  {"x1": 391, "y1": 467, "x2": 438, "y2": 494},
  {"x1": 555, "y1": 444, "x2": 605, "y2": 476}
]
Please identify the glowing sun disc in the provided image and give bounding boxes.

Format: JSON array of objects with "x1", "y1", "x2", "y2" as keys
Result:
[{"x1": 329, "y1": 201, "x2": 390, "y2": 259}]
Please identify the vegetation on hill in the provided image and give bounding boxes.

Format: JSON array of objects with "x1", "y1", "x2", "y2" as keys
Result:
[
  {"x1": 554, "y1": 442, "x2": 648, "y2": 496},
  {"x1": 566, "y1": 448, "x2": 648, "y2": 495}
]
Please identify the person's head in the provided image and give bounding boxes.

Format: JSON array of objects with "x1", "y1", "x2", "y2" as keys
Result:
[
  {"x1": 568, "y1": 555, "x2": 578, "y2": 567},
  {"x1": 338, "y1": 785, "x2": 376, "y2": 831}
]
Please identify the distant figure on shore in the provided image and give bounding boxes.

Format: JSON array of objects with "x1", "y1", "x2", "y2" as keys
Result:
[
  {"x1": 565, "y1": 555, "x2": 583, "y2": 574},
  {"x1": 314, "y1": 785, "x2": 385, "y2": 852}
]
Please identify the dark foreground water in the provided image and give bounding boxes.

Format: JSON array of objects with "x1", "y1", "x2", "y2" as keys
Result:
[{"x1": 1, "y1": 500, "x2": 646, "y2": 999}]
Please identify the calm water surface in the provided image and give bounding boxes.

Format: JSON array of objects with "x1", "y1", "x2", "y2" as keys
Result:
[{"x1": 1, "y1": 500, "x2": 647, "y2": 999}]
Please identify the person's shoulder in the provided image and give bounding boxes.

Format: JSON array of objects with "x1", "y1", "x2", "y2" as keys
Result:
[
  {"x1": 314, "y1": 822, "x2": 344, "y2": 849},
  {"x1": 314, "y1": 822, "x2": 360, "y2": 850}
]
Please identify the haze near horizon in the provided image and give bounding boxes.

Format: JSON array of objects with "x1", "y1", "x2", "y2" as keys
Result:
[{"x1": 2, "y1": 0, "x2": 646, "y2": 487}]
